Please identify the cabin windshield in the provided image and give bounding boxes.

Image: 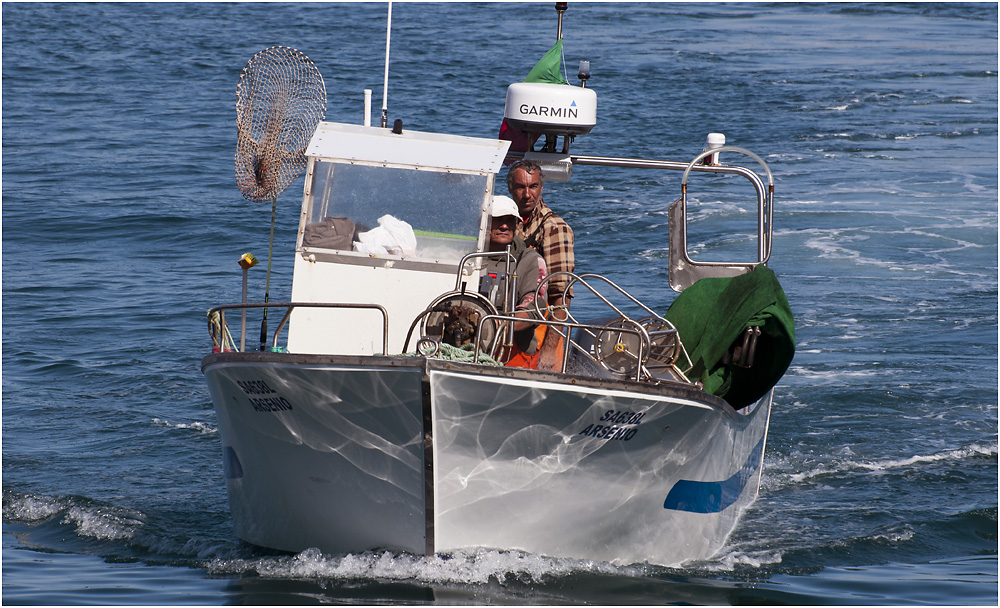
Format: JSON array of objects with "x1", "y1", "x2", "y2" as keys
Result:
[{"x1": 301, "y1": 161, "x2": 487, "y2": 263}]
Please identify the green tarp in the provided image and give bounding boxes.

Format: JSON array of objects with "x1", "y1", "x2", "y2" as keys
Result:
[{"x1": 665, "y1": 265, "x2": 795, "y2": 409}]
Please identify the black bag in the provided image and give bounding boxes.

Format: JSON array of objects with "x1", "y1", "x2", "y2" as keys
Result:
[{"x1": 302, "y1": 216, "x2": 356, "y2": 250}]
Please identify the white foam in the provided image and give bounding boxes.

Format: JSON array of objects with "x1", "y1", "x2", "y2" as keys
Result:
[
  {"x1": 853, "y1": 444, "x2": 997, "y2": 473},
  {"x1": 867, "y1": 525, "x2": 915, "y2": 544},
  {"x1": 786, "y1": 367, "x2": 886, "y2": 384},
  {"x1": 152, "y1": 417, "x2": 218, "y2": 434},
  {"x1": 62, "y1": 505, "x2": 143, "y2": 541},
  {"x1": 803, "y1": 234, "x2": 901, "y2": 269},
  {"x1": 697, "y1": 548, "x2": 784, "y2": 572},
  {"x1": 901, "y1": 227, "x2": 987, "y2": 251},
  {"x1": 686, "y1": 200, "x2": 751, "y2": 218},
  {"x1": 4, "y1": 491, "x2": 145, "y2": 542},
  {"x1": 777, "y1": 443, "x2": 998, "y2": 486},
  {"x1": 2, "y1": 492, "x2": 66, "y2": 522},
  {"x1": 205, "y1": 546, "x2": 642, "y2": 584}
]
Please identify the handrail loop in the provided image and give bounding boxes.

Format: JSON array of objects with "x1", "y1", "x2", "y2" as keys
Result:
[
  {"x1": 472, "y1": 314, "x2": 650, "y2": 382},
  {"x1": 530, "y1": 270, "x2": 692, "y2": 375},
  {"x1": 207, "y1": 302, "x2": 389, "y2": 355}
]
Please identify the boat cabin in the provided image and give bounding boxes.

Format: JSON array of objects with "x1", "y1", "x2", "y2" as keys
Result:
[{"x1": 287, "y1": 122, "x2": 511, "y2": 355}]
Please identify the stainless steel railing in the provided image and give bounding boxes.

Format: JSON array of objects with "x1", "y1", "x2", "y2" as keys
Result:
[{"x1": 207, "y1": 302, "x2": 389, "y2": 354}]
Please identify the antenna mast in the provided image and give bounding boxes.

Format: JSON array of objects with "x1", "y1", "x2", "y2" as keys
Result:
[
  {"x1": 555, "y1": 2, "x2": 567, "y2": 39},
  {"x1": 381, "y1": 2, "x2": 392, "y2": 128}
]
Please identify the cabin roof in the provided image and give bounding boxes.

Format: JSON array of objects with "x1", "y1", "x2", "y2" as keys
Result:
[{"x1": 306, "y1": 121, "x2": 511, "y2": 174}]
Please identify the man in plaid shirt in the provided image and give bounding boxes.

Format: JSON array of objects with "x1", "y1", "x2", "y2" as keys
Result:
[{"x1": 506, "y1": 159, "x2": 575, "y2": 371}]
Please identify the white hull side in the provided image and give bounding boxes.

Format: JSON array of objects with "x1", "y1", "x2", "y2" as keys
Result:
[
  {"x1": 430, "y1": 370, "x2": 770, "y2": 565},
  {"x1": 204, "y1": 360, "x2": 428, "y2": 554},
  {"x1": 203, "y1": 355, "x2": 770, "y2": 566}
]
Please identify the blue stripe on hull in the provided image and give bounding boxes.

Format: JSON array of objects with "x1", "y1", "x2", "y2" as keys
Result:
[{"x1": 663, "y1": 437, "x2": 765, "y2": 513}]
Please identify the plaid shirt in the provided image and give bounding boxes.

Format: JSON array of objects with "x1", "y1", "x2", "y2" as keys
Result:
[{"x1": 516, "y1": 199, "x2": 575, "y2": 299}]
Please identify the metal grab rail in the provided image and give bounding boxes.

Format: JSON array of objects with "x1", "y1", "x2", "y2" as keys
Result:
[
  {"x1": 408, "y1": 263, "x2": 685, "y2": 382},
  {"x1": 455, "y1": 250, "x2": 516, "y2": 291},
  {"x1": 207, "y1": 302, "x2": 389, "y2": 354},
  {"x1": 670, "y1": 146, "x2": 774, "y2": 291},
  {"x1": 533, "y1": 271, "x2": 693, "y2": 374},
  {"x1": 453, "y1": 249, "x2": 528, "y2": 355},
  {"x1": 507, "y1": 148, "x2": 774, "y2": 293},
  {"x1": 506, "y1": 150, "x2": 770, "y2": 210},
  {"x1": 537, "y1": 271, "x2": 669, "y2": 324},
  {"x1": 472, "y1": 313, "x2": 650, "y2": 382}
]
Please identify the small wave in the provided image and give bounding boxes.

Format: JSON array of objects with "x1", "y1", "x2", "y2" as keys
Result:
[
  {"x1": 2, "y1": 491, "x2": 68, "y2": 522},
  {"x1": 3, "y1": 489, "x2": 245, "y2": 563},
  {"x1": 852, "y1": 444, "x2": 997, "y2": 472},
  {"x1": 865, "y1": 525, "x2": 915, "y2": 544},
  {"x1": 696, "y1": 548, "x2": 784, "y2": 572},
  {"x1": 685, "y1": 200, "x2": 752, "y2": 218},
  {"x1": 785, "y1": 367, "x2": 888, "y2": 383},
  {"x1": 900, "y1": 227, "x2": 987, "y2": 251},
  {"x1": 62, "y1": 505, "x2": 144, "y2": 541},
  {"x1": 151, "y1": 417, "x2": 217, "y2": 435},
  {"x1": 798, "y1": 228, "x2": 987, "y2": 274},
  {"x1": 3, "y1": 489, "x2": 145, "y2": 541},
  {"x1": 802, "y1": 235, "x2": 890, "y2": 267},
  {"x1": 778, "y1": 443, "x2": 998, "y2": 486},
  {"x1": 205, "y1": 546, "x2": 641, "y2": 585}
]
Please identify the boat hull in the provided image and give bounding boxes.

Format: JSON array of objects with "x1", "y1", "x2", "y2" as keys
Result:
[{"x1": 203, "y1": 352, "x2": 771, "y2": 566}]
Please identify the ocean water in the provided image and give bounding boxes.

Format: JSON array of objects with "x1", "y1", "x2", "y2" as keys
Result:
[{"x1": 3, "y1": 2, "x2": 997, "y2": 605}]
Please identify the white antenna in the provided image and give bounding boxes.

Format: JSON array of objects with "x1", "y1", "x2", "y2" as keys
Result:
[{"x1": 381, "y1": 2, "x2": 392, "y2": 128}]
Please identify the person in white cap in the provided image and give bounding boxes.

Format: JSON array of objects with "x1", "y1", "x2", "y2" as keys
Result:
[{"x1": 481, "y1": 195, "x2": 548, "y2": 368}]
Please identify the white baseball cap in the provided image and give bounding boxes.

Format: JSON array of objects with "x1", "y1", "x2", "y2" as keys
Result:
[{"x1": 490, "y1": 195, "x2": 521, "y2": 220}]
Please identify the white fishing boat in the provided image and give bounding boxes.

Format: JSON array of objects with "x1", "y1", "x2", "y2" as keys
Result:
[{"x1": 203, "y1": 5, "x2": 794, "y2": 567}]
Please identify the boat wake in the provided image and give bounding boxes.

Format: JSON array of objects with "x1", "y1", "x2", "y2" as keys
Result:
[
  {"x1": 205, "y1": 546, "x2": 648, "y2": 585},
  {"x1": 3, "y1": 488, "x2": 658, "y2": 583},
  {"x1": 7, "y1": 483, "x2": 994, "y2": 596},
  {"x1": 691, "y1": 547, "x2": 785, "y2": 572}
]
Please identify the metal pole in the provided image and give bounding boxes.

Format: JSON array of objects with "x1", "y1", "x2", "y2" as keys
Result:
[
  {"x1": 364, "y1": 89, "x2": 372, "y2": 126},
  {"x1": 237, "y1": 252, "x2": 258, "y2": 352},
  {"x1": 381, "y1": 2, "x2": 392, "y2": 128},
  {"x1": 555, "y1": 2, "x2": 567, "y2": 40},
  {"x1": 241, "y1": 267, "x2": 249, "y2": 351},
  {"x1": 260, "y1": 196, "x2": 276, "y2": 350}
]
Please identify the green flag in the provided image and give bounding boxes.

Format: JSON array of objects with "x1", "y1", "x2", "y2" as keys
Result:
[
  {"x1": 499, "y1": 39, "x2": 569, "y2": 152},
  {"x1": 524, "y1": 39, "x2": 568, "y2": 85}
]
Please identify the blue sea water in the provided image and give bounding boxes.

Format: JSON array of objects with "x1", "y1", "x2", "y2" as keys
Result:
[{"x1": 2, "y1": 2, "x2": 997, "y2": 605}]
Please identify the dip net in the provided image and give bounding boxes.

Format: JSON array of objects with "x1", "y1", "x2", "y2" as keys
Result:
[{"x1": 235, "y1": 46, "x2": 327, "y2": 203}]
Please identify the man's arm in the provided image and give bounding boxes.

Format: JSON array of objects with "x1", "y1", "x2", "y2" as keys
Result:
[
  {"x1": 510, "y1": 253, "x2": 548, "y2": 333},
  {"x1": 536, "y1": 294, "x2": 567, "y2": 371},
  {"x1": 537, "y1": 220, "x2": 574, "y2": 371}
]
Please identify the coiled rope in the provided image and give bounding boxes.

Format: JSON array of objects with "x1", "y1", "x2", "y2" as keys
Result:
[
  {"x1": 208, "y1": 310, "x2": 238, "y2": 352},
  {"x1": 403, "y1": 342, "x2": 503, "y2": 366},
  {"x1": 437, "y1": 342, "x2": 502, "y2": 365}
]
